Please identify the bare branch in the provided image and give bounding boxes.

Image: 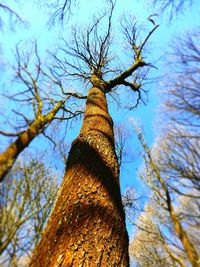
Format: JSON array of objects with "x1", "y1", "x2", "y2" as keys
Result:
[
  {"x1": 48, "y1": 0, "x2": 77, "y2": 25},
  {"x1": 132, "y1": 121, "x2": 200, "y2": 266},
  {"x1": 0, "y1": 40, "x2": 86, "y2": 182},
  {"x1": 106, "y1": 60, "x2": 146, "y2": 90},
  {"x1": 150, "y1": 0, "x2": 193, "y2": 20},
  {"x1": 55, "y1": 1, "x2": 114, "y2": 81},
  {"x1": 0, "y1": 3, "x2": 28, "y2": 29},
  {"x1": 138, "y1": 24, "x2": 159, "y2": 57},
  {"x1": 0, "y1": 158, "x2": 59, "y2": 266}
]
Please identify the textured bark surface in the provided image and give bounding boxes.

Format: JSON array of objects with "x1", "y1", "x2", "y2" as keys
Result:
[
  {"x1": 0, "y1": 100, "x2": 65, "y2": 182},
  {"x1": 30, "y1": 85, "x2": 129, "y2": 266}
]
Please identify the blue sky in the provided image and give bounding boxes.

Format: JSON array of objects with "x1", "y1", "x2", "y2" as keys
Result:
[{"x1": 0, "y1": 0, "x2": 200, "y2": 236}]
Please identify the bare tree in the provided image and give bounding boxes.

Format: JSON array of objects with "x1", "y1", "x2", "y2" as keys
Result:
[
  {"x1": 0, "y1": 156, "x2": 59, "y2": 267},
  {"x1": 129, "y1": 203, "x2": 186, "y2": 267},
  {"x1": 0, "y1": 0, "x2": 76, "y2": 29},
  {"x1": 0, "y1": 40, "x2": 85, "y2": 182},
  {"x1": 131, "y1": 121, "x2": 200, "y2": 266},
  {"x1": 129, "y1": 29, "x2": 200, "y2": 267},
  {"x1": 150, "y1": 0, "x2": 194, "y2": 19},
  {"x1": 123, "y1": 187, "x2": 175, "y2": 266},
  {"x1": 153, "y1": 129, "x2": 200, "y2": 195},
  {"x1": 29, "y1": 2, "x2": 159, "y2": 266},
  {"x1": 152, "y1": 30, "x2": 200, "y2": 199},
  {"x1": 164, "y1": 30, "x2": 200, "y2": 129}
]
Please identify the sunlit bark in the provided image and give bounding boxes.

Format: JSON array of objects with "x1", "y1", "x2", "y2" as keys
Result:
[
  {"x1": 0, "y1": 99, "x2": 66, "y2": 182},
  {"x1": 30, "y1": 75, "x2": 129, "y2": 266}
]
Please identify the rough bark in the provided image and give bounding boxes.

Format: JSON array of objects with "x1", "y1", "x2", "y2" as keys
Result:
[
  {"x1": 30, "y1": 80, "x2": 129, "y2": 266},
  {"x1": 0, "y1": 99, "x2": 66, "y2": 182}
]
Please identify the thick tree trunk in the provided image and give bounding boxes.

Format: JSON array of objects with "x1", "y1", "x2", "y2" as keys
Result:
[
  {"x1": 0, "y1": 99, "x2": 65, "y2": 182},
  {"x1": 30, "y1": 84, "x2": 129, "y2": 266}
]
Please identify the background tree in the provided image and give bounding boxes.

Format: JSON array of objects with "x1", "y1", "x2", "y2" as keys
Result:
[
  {"x1": 149, "y1": 0, "x2": 195, "y2": 19},
  {"x1": 46, "y1": 0, "x2": 76, "y2": 24},
  {"x1": 0, "y1": 40, "x2": 85, "y2": 182},
  {"x1": 128, "y1": 29, "x2": 200, "y2": 267},
  {"x1": 0, "y1": 1, "x2": 27, "y2": 29},
  {"x1": 128, "y1": 124, "x2": 199, "y2": 266},
  {"x1": 155, "y1": 29, "x2": 200, "y2": 199},
  {"x1": 0, "y1": 156, "x2": 59, "y2": 267},
  {"x1": 0, "y1": 0, "x2": 75, "y2": 29},
  {"x1": 129, "y1": 203, "x2": 186, "y2": 267}
]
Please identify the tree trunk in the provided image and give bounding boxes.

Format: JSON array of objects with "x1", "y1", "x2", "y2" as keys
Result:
[{"x1": 30, "y1": 83, "x2": 129, "y2": 266}]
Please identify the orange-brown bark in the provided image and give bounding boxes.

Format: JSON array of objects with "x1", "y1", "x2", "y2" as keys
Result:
[
  {"x1": 30, "y1": 84, "x2": 129, "y2": 266},
  {"x1": 0, "y1": 100, "x2": 65, "y2": 182}
]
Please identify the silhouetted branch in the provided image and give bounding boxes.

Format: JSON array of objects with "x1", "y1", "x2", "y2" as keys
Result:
[
  {"x1": 105, "y1": 18, "x2": 159, "y2": 107},
  {"x1": 53, "y1": 10, "x2": 158, "y2": 108},
  {"x1": 52, "y1": 1, "x2": 114, "y2": 81},
  {"x1": 48, "y1": 0, "x2": 76, "y2": 25},
  {"x1": 151, "y1": 0, "x2": 193, "y2": 20},
  {"x1": 0, "y1": 3, "x2": 28, "y2": 29}
]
